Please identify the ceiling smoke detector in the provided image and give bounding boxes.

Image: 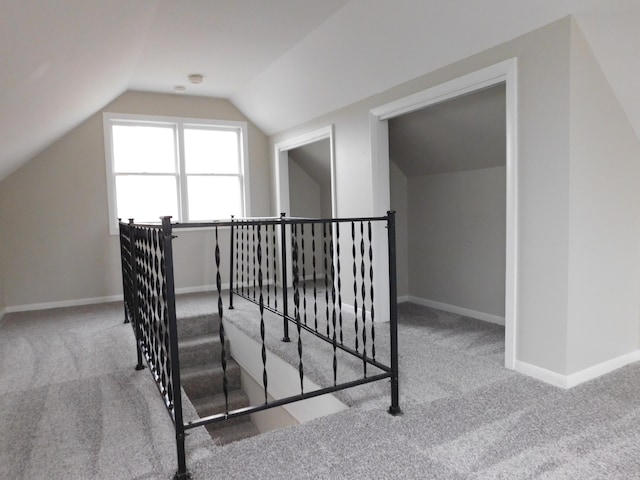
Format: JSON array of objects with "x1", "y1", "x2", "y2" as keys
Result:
[
  {"x1": 188, "y1": 74, "x2": 203, "y2": 84},
  {"x1": 174, "y1": 85, "x2": 186, "y2": 93}
]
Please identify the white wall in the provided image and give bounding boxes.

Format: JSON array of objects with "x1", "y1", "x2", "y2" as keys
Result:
[
  {"x1": 565, "y1": 19, "x2": 640, "y2": 374},
  {"x1": 407, "y1": 167, "x2": 506, "y2": 318},
  {"x1": 0, "y1": 91, "x2": 271, "y2": 309}
]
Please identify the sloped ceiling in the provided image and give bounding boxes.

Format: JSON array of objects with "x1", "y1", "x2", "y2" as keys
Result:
[
  {"x1": 1, "y1": 0, "x2": 639, "y2": 181},
  {"x1": 390, "y1": 84, "x2": 506, "y2": 177}
]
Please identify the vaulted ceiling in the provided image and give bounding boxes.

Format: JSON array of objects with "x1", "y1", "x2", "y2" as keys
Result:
[{"x1": 1, "y1": 0, "x2": 639, "y2": 181}]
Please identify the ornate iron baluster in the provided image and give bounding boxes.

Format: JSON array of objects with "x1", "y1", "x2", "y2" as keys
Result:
[
  {"x1": 387, "y1": 211, "x2": 402, "y2": 415},
  {"x1": 360, "y1": 221, "x2": 367, "y2": 377},
  {"x1": 266, "y1": 222, "x2": 271, "y2": 309},
  {"x1": 160, "y1": 217, "x2": 188, "y2": 480},
  {"x1": 214, "y1": 225, "x2": 229, "y2": 412},
  {"x1": 368, "y1": 221, "x2": 376, "y2": 360},
  {"x1": 352, "y1": 221, "x2": 359, "y2": 352},
  {"x1": 329, "y1": 221, "x2": 338, "y2": 385},
  {"x1": 292, "y1": 223, "x2": 304, "y2": 393},
  {"x1": 246, "y1": 223, "x2": 251, "y2": 299},
  {"x1": 301, "y1": 223, "x2": 307, "y2": 326},
  {"x1": 252, "y1": 223, "x2": 257, "y2": 301},
  {"x1": 323, "y1": 222, "x2": 330, "y2": 337},
  {"x1": 257, "y1": 225, "x2": 268, "y2": 403},
  {"x1": 312, "y1": 223, "x2": 318, "y2": 332},
  {"x1": 240, "y1": 222, "x2": 245, "y2": 296},
  {"x1": 280, "y1": 213, "x2": 290, "y2": 342},
  {"x1": 336, "y1": 222, "x2": 344, "y2": 346},
  {"x1": 216, "y1": 225, "x2": 230, "y2": 413},
  {"x1": 272, "y1": 223, "x2": 278, "y2": 311}
]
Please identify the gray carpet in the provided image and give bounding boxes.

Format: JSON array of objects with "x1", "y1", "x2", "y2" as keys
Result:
[
  {"x1": 2, "y1": 296, "x2": 640, "y2": 479},
  {"x1": 0, "y1": 303, "x2": 213, "y2": 480}
]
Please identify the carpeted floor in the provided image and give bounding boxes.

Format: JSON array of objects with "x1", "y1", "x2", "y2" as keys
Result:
[{"x1": 2, "y1": 296, "x2": 640, "y2": 479}]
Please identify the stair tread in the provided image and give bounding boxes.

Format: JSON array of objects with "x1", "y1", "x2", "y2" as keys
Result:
[
  {"x1": 181, "y1": 359, "x2": 239, "y2": 377},
  {"x1": 191, "y1": 389, "x2": 251, "y2": 416},
  {"x1": 207, "y1": 419, "x2": 259, "y2": 446},
  {"x1": 178, "y1": 334, "x2": 220, "y2": 348}
]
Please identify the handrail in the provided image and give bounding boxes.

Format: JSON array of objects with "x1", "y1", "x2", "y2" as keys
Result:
[{"x1": 118, "y1": 212, "x2": 401, "y2": 479}]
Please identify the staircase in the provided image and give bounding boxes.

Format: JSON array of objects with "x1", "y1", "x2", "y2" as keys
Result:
[{"x1": 177, "y1": 313, "x2": 259, "y2": 445}]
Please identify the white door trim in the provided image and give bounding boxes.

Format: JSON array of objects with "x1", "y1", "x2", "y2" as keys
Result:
[
  {"x1": 369, "y1": 58, "x2": 519, "y2": 370},
  {"x1": 273, "y1": 125, "x2": 336, "y2": 218}
]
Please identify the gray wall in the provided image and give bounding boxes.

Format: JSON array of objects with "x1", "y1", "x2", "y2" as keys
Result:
[
  {"x1": 0, "y1": 91, "x2": 270, "y2": 308},
  {"x1": 407, "y1": 167, "x2": 506, "y2": 317},
  {"x1": 288, "y1": 158, "x2": 322, "y2": 218},
  {"x1": 269, "y1": 17, "x2": 640, "y2": 377}
]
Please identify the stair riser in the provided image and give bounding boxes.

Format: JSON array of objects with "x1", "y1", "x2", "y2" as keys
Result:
[
  {"x1": 176, "y1": 314, "x2": 220, "y2": 339},
  {"x1": 182, "y1": 365, "x2": 241, "y2": 400},
  {"x1": 179, "y1": 339, "x2": 230, "y2": 369}
]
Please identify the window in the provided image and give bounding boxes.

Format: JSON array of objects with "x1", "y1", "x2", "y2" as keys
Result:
[{"x1": 103, "y1": 113, "x2": 249, "y2": 233}]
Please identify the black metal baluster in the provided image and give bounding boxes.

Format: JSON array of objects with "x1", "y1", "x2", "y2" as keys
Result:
[
  {"x1": 214, "y1": 226, "x2": 229, "y2": 412},
  {"x1": 160, "y1": 217, "x2": 188, "y2": 480},
  {"x1": 360, "y1": 221, "x2": 367, "y2": 377},
  {"x1": 280, "y1": 213, "x2": 290, "y2": 342},
  {"x1": 301, "y1": 223, "x2": 307, "y2": 326},
  {"x1": 229, "y1": 215, "x2": 235, "y2": 310},
  {"x1": 246, "y1": 223, "x2": 251, "y2": 300},
  {"x1": 292, "y1": 223, "x2": 304, "y2": 393},
  {"x1": 272, "y1": 223, "x2": 278, "y2": 311},
  {"x1": 336, "y1": 222, "x2": 344, "y2": 346},
  {"x1": 266, "y1": 223, "x2": 271, "y2": 309},
  {"x1": 217, "y1": 226, "x2": 230, "y2": 413},
  {"x1": 323, "y1": 222, "x2": 330, "y2": 337},
  {"x1": 257, "y1": 225, "x2": 268, "y2": 403},
  {"x1": 387, "y1": 211, "x2": 402, "y2": 415},
  {"x1": 352, "y1": 221, "x2": 359, "y2": 352},
  {"x1": 368, "y1": 221, "x2": 376, "y2": 360},
  {"x1": 241, "y1": 222, "x2": 245, "y2": 296},
  {"x1": 329, "y1": 222, "x2": 337, "y2": 385},
  {"x1": 312, "y1": 223, "x2": 318, "y2": 332},
  {"x1": 252, "y1": 224, "x2": 257, "y2": 301}
]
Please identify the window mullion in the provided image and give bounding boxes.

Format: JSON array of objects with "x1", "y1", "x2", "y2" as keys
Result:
[{"x1": 176, "y1": 122, "x2": 189, "y2": 222}]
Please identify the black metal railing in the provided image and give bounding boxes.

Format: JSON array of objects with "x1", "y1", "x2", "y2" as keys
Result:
[{"x1": 119, "y1": 213, "x2": 400, "y2": 480}]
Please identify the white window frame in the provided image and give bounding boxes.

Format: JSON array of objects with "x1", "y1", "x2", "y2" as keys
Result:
[{"x1": 103, "y1": 112, "x2": 250, "y2": 234}]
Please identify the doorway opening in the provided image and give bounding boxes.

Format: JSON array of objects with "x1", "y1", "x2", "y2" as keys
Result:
[
  {"x1": 370, "y1": 59, "x2": 518, "y2": 369},
  {"x1": 274, "y1": 125, "x2": 336, "y2": 218}
]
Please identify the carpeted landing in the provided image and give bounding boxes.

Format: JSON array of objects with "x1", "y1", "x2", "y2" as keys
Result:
[{"x1": 2, "y1": 297, "x2": 640, "y2": 479}]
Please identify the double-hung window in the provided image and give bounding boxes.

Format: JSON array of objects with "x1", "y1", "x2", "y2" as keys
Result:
[{"x1": 103, "y1": 113, "x2": 249, "y2": 233}]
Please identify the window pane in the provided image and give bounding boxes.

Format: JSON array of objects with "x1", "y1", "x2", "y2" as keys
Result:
[
  {"x1": 187, "y1": 176, "x2": 242, "y2": 221},
  {"x1": 116, "y1": 175, "x2": 179, "y2": 222},
  {"x1": 184, "y1": 128, "x2": 239, "y2": 174},
  {"x1": 113, "y1": 125, "x2": 176, "y2": 173}
]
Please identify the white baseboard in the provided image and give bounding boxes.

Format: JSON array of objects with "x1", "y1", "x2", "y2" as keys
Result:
[
  {"x1": 514, "y1": 360, "x2": 567, "y2": 388},
  {"x1": 0, "y1": 307, "x2": 7, "y2": 324},
  {"x1": 4, "y1": 294, "x2": 124, "y2": 314},
  {"x1": 341, "y1": 302, "x2": 375, "y2": 321},
  {"x1": 404, "y1": 296, "x2": 505, "y2": 326},
  {"x1": 516, "y1": 349, "x2": 640, "y2": 389},
  {"x1": 2, "y1": 284, "x2": 231, "y2": 315},
  {"x1": 565, "y1": 350, "x2": 640, "y2": 388}
]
